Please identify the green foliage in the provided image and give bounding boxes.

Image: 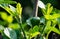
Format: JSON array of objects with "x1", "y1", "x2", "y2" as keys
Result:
[
  {"x1": 0, "y1": 25, "x2": 4, "y2": 32},
  {"x1": 26, "y1": 17, "x2": 40, "y2": 27},
  {"x1": 8, "y1": 23, "x2": 20, "y2": 30},
  {"x1": 0, "y1": 3, "x2": 22, "y2": 17},
  {"x1": 40, "y1": 16, "x2": 45, "y2": 25},
  {"x1": 1, "y1": 12, "x2": 8, "y2": 20},
  {"x1": 0, "y1": 2, "x2": 23, "y2": 39},
  {"x1": 4, "y1": 28, "x2": 17, "y2": 39},
  {"x1": 16, "y1": 3, "x2": 22, "y2": 15},
  {"x1": 42, "y1": 3, "x2": 60, "y2": 20},
  {"x1": 1, "y1": 12, "x2": 13, "y2": 23},
  {"x1": 29, "y1": 26, "x2": 40, "y2": 38},
  {"x1": 0, "y1": 0, "x2": 17, "y2": 4},
  {"x1": 7, "y1": 15, "x2": 13, "y2": 23},
  {"x1": 0, "y1": 0, "x2": 60, "y2": 39},
  {"x1": 43, "y1": 21, "x2": 51, "y2": 34},
  {"x1": 46, "y1": 3, "x2": 53, "y2": 15}
]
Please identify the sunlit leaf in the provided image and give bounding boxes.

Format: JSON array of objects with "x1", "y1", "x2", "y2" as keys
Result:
[
  {"x1": 4, "y1": 28, "x2": 17, "y2": 39},
  {"x1": 29, "y1": 26, "x2": 39, "y2": 33},
  {"x1": 52, "y1": 14, "x2": 60, "y2": 19},
  {"x1": 16, "y1": 3, "x2": 22, "y2": 16},
  {"x1": 46, "y1": 27, "x2": 60, "y2": 39},
  {"x1": 49, "y1": 6, "x2": 53, "y2": 14},
  {"x1": 7, "y1": 15, "x2": 13, "y2": 23},
  {"x1": 31, "y1": 32, "x2": 40, "y2": 38},
  {"x1": 43, "y1": 21, "x2": 51, "y2": 34},
  {"x1": 51, "y1": 19, "x2": 57, "y2": 25},
  {"x1": 8, "y1": 23, "x2": 20, "y2": 30},
  {"x1": 1, "y1": 12, "x2": 8, "y2": 20},
  {"x1": 0, "y1": 4, "x2": 16, "y2": 16},
  {"x1": 42, "y1": 3, "x2": 53, "y2": 15},
  {"x1": 33, "y1": 26, "x2": 39, "y2": 32},
  {"x1": 29, "y1": 26, "x2": 40, "y2": 38},
  {"x1": 0, "y1": 12, "x2": 13, "y2": 23},
  {"x1": 44, "y1": 15, "x2": 52, "y2": 20},
  {"x1": 0, "y1": 4, "x2": 13, "y2": 15},
  {"x1": 45, "y1": 14, "x2": 60, "y2": 20},
  {"x1": 51, "y1": 27, "x2": 60, "y2": 34},
  {"x1": 5, "y1": 7, "x2": 15, "y2": 15},
  {"x1": 41, "y1": 9, "x2": 46, "y2": 15},
  {"x1": 46, "y1": 3, "x2": 51, "y2": 14},
  {"x1": 46, "y1": 3, "x2": 53, "y2": 15}
]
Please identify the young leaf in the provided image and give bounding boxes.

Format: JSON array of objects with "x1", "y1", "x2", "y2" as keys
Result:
[
  {"x1": 43, "y1": 21, "x2": 51, "y2": 34},
  {"x1": 33, "y1": 26, "x2": 39, "y2": 32},
  {"x1": 4, "y1": 28, "x2": 17, "y2": 39},
  {"x1": 46, "y1": 27, "x2": 60, "y2": 39},
  {"x1": 7, "y1": 15, "x2": 13, "y2": 23},
  {"x1": 52, "y1": 14, "x2": 60, "y2": 19},
  {"x1": 44, "y1": 15, "x2": 52, "y2": 20},
  {"x1": 16, "y1": 3, "x2": 22, "y2": 16},
  {"x1": 46, "y1": 3, "x2": 51, "y2": 14},
  {"x1": 1, "y1": 12, "x2": 8, "y2": 20},
  {"x1": 31, "y1": 26, "x2": 40, "y2": 38},
  {"x1": 0, "y1": 4, "x2": 16, "y2": 16},
  {"x1": 29, "y1": 26, "x2": 40, "y2": 38},
  {"x1": 31, "y1": 32, "x2": 40, "y2": 38},
  {"x1": 5, "y1": 7, "x2": 15, "y2": 15},
  {"x1": 51, "y1": 27, "x2": 60, "y2": 34},
  {"x1": 38, "y1": 0, "x2": 45, "y2": 9},
  {"x1": 8, "y1": 23, "x2": 20, "y2": 30},
  {"x1": 49, "y1": 6, "x2": 53, "y2": 14},
  {"x1": 0, "y1": 5, "x2": 13, "y2": 15},
  {"x1": 46, "y1": 3, "x2": 53, "y2": 15},
  {"x1": 42, "y1": 9, "x2": 46, "y2": 15}
]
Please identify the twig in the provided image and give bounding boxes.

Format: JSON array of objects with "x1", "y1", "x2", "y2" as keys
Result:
[{"x1": 33, "y1": 0, "x2": 38, "y2": 17}]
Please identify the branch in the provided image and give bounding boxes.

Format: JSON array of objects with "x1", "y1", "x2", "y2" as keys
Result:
[{"x1": 33, "y1": 0, "x2": 38, "y2": 17}]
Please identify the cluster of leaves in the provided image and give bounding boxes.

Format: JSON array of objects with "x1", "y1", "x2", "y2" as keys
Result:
[
  {"x1": 0, "y1": 0, "x2": 60, "y2": 39},
  {"x1": 41, "y1": 3, "x2": 60, "y2": 39},
  {"x1": 0, "y1": 0, "x2": 23, "y2": 39}
]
